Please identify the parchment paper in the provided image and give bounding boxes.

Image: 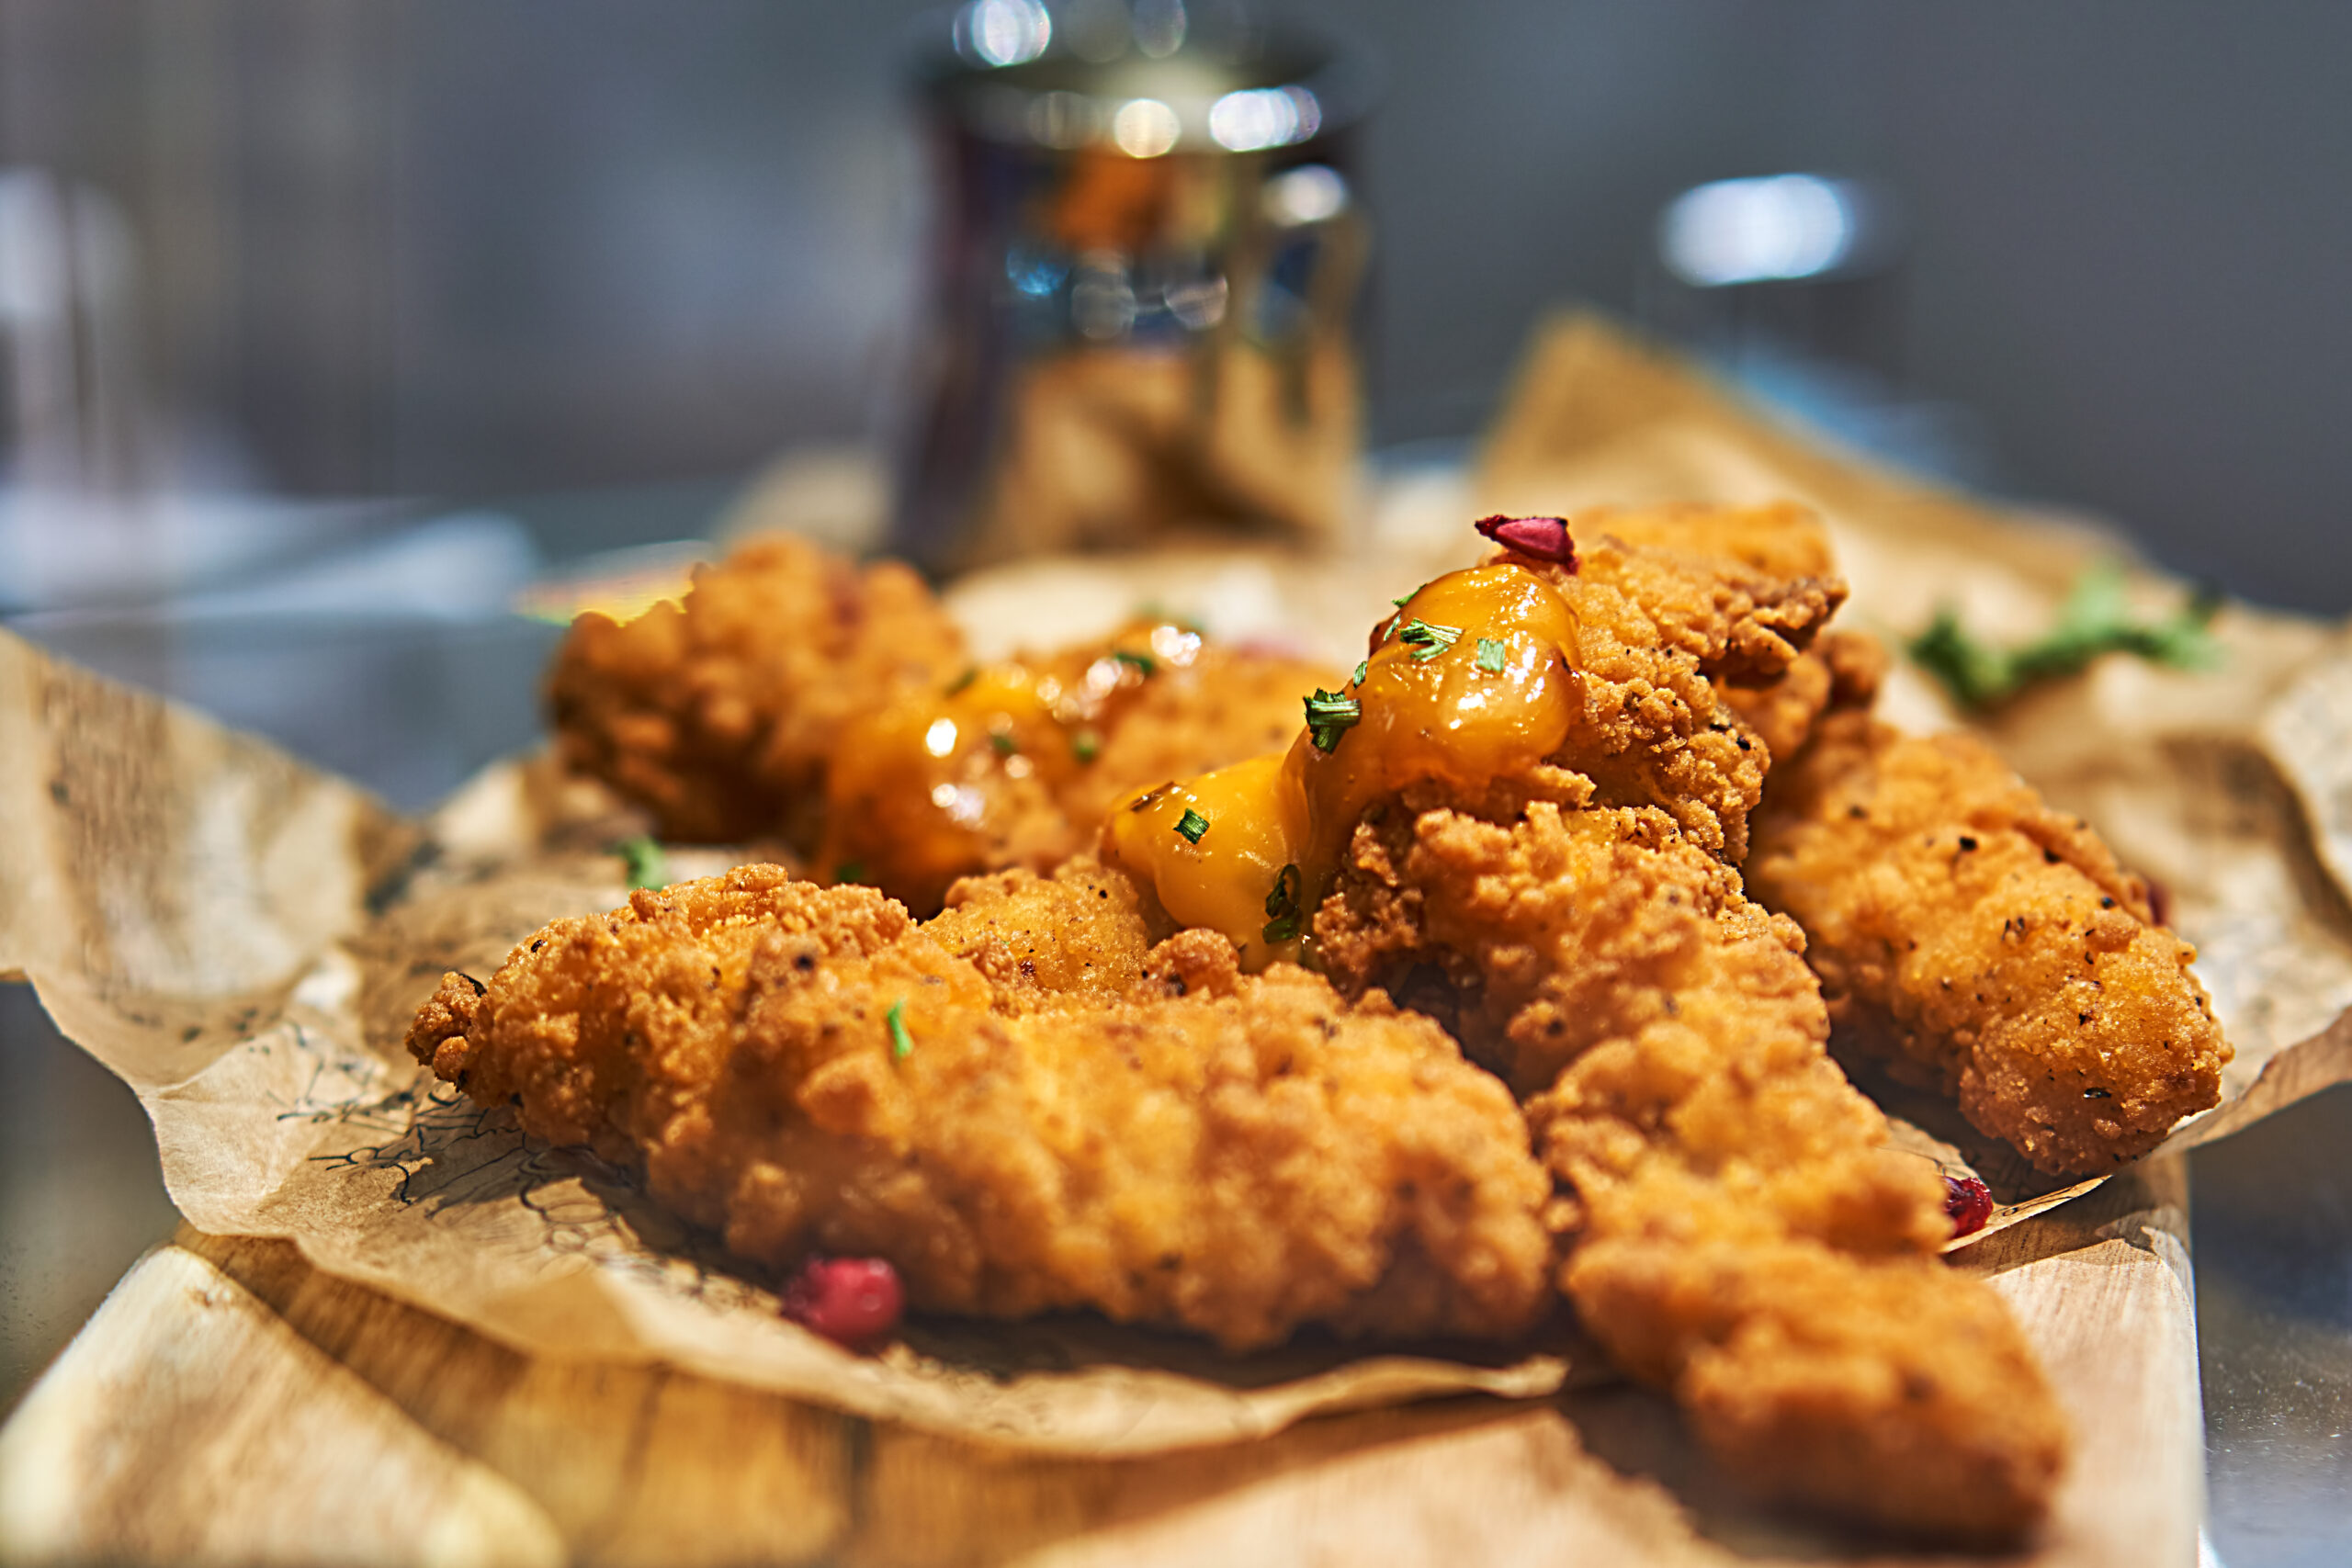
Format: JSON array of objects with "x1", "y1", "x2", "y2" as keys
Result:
[{"x1": 7, "y1": 312, "x2": 2351, "y2": 1465}]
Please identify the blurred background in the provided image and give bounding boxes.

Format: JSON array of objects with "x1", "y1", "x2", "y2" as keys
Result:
[
  {"x1": 5, "y1": 4, "x2": 2351, "y2": 1562},
  {"x1": 4, "y1": 0, "x2": 2350, "y2": 606}
]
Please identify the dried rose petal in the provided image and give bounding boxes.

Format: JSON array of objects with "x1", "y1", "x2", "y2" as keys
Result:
[
  {"x1": 1474, "y1": 514, "x2": 1577, "y2": 569},
  {"x1": 780, "y1": 1255, "x2": 904, "y2": 1349},
  {"x1": 1944, "y1": 1173, "x2": 1995, "y2": 1239}
]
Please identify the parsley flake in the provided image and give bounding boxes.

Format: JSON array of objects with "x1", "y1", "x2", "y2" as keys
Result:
[
  {"x1": 1113, "y1": 649, "x2": 1158, "y2": 678},
  {"x1": 1072, "y1": 728, "x2": 1102, "y2": 763},
  {"x1": 1303, "y1": 687, "x2": 1362, "y2": 752},
  {"x1": 1174, "y1": 807, "x2": 1210, "y2": 844},
  {"x1": 1475, "y1": 637, "x2": 1508, "y2": 673},
  {"x1": 945, "y1": 666, "x2": 978, "y2": 696},
  {"x1": 833, "y1": 861, "x2": 867, "y2": 884},
  {"x1": 1351, "y1": 660, "x2": 1368, "y2": 687},
  {"x1": 1398, "y1": 619, "x2": 1464, "y2": 661},
  {"x1": 616, "y1": 836, "x2": 668, "y2": 891},
  {"x1": 887, "y1": 998, "x2": 913, "y2": 1061},
  {"x1": 989, "y1": 730, "x2": 1018, "y2": 757},
  {"x1": 1261, "y1": 863, "x2": 1306, "y2": 943}
]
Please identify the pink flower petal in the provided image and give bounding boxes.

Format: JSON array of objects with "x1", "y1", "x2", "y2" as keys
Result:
[{"x1": 1474, "y1": 514, "x2": 1577, "y2": 569}]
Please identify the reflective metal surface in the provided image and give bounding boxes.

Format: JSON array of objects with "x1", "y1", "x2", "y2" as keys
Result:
[{"x1": 898, "y1": 6, "x2": 1373, "y2": 570}]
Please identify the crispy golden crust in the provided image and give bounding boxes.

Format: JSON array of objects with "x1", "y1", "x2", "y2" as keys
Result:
[
  {"x1": 404, "y1": 862, "x2": 1552, "y2": 1350},
  {"x1": 1314, "y1": 801, "x2": 2067, "y2": 1540},
  {"x1": 1494, "y1": 517, "x2": 1845, "y2": 864},
  {"x1": 546, "y1": 536, "x2": 966, "y2": 846},
  {"x1": 1748, "y1": 713, "x2": 2230, "y2": 1174},
  {"x1": 1579, "y1": 500, "x2": 1839, "y2": 583}
]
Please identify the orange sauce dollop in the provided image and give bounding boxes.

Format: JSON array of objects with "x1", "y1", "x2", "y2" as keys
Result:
[
  {"x1": 822, "y1": 623, "x2": 1202, "y2": 910},
  {"x1": 1104, "y1": 563, "x2": 1581, "y2": 967}
]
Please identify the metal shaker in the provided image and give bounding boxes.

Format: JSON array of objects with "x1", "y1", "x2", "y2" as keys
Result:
[{"x1": 896, "y1": 0, "x2": 1373, "y2": 573}]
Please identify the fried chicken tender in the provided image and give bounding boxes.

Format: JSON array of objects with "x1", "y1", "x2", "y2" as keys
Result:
[
  {"x1": 1315, "y1": 801, "x2": 2067, "y2": 1540},
  {"x1": 1748, "y1": 712, "x2": 2229, "y2": 1174},
  {"x1": 404, "y1": 862, "x2": 1552, "y2": 1350},
  {"x1": 1505, "y1": 512, "x2": 1848, "y2": 863},
  {"x1": 547, "y1": 534, "x2": 966, "y2": 845},
  {"x1": 1564, "y1": 502, "x2": 1868, "y2": 783}
]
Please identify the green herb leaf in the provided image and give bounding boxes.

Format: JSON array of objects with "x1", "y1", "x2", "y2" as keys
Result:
[
  {"x1": 989, "y1": 730, "x2": 1018, "y2": 757},
  {"x1": 1261, "y1": 863, "x2": 1305, "y2": 943},
  {"x1": 945, "y1": 666, "x2": 978, "y2": 696},
  {"x1": 1475, "y1": 637, "x2": 1508, "y2": 673},
  {"x1": 1351, "y1": 660, "x2": 1368, "y2": 687},
  {"x1": 1906, "y1": 562, "x2": 2222, "y2": 710},
  {"x1": 832, "y1": 861, "x2": 867, "y2": 885},
  {"x1": 887, "y1": 998, "x2": 913, "y2": 1061},
  {"x1": 1113, "y1": 649, "x2": 1158, "y2": 678},
  {"x1": 1072, "y1": 728, "x2": 1102, "y2": 763},
  {"x1": 1174, "y1": 807, "x2": 1210, "y2": 844},
  {"x1": 1303, "y1": 687, "x2": 1363, "y2": 753},
  {"x1": 1398, "y1": 619, "x2": 1463, "y2": 661},
  {"x1": 616, "y1": 836, "x2": 668, "y2": 891}
]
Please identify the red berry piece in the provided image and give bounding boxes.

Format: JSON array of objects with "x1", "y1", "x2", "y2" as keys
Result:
[
  {"x1": 1474, "y1": 514, "x2": 1577, "y2": 569},
  {"x1": 780, "y1": 1255, "x2": 904, "y2": 1350},
  {"x1": 1944, "y1": 1173, "x2": 1995, "y2": 1239}
]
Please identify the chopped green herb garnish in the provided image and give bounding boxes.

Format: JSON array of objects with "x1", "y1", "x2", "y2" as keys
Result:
[
  {"x1": 1072, "y1": 728, "x2": 1102, "y2": 763},
  {"x1": 1392, "y1": 593, "x2": 1414, "y2": 610},
  {"x1": 1475, "y1": 637, "x2": 1508, "y2": 673},
  {"x1": 833, "y1": 861, "x2": 867, "y2": 884},
  {"x1": 887, "y1": 998, "x2": 913, "y2": 1061},
  {"x1": 989, "y1": 730, "x2": 1018, "y2": 757},
  {"x1": 945, "y1": 666, "x2": 978, "y2": 696},
  {"x1": 1379, "y1": 613, "x2": 1402, "y2": 643},
  {"x1": 1261, "y1": 863, "x2": 1306, "y2": 942},
  {"x1": 1304, "y1": 687, "x2": 1363, "y2": 752},
  {"x1": 1352, "y1": 660, "x2": 1368, "y2": 687},
  {"x1": 1174, "y1": 807, "x2": 1210, "y2": 844},
  {"x1": 616, "y1": 836, "x2": 668, "y2": 891},
  {"x1": 1398, "y1": 619, "x2": 1464, "y2": 661},
  {"x1": 1113, "y1": 649, "x2": 1158, "y2": 677},
  {"x1": 1906, "y1": 562, "x2": 2221, "y2": 710}
]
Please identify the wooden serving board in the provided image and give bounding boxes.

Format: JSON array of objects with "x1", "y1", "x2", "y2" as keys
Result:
[{"x1": 0, "y1": 1158, "x2": 2199, "y2": 1568}]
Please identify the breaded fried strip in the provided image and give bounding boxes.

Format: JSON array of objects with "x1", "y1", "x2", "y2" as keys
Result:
[
  {"x1": 1748, "y1": 713, "x2": 2230, "y2": 1174},
  {"x1": 547, "y1": 535, "x2": 966, "y2": 846},
  {"x1": 405, "y1": 863, "x2": 1552, "y2": 1350},
  {"x1": 1528, "y1": 525, "x2": 1845, "y2": 863},
  {"x1": 1574, "y1": 502, "x2": 1876, "y2": 773},
  {"x1": 1316, "y1": 802, "x2": 2067, "y2": 1541}
]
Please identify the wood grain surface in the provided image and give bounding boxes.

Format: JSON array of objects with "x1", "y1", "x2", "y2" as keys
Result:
[{"x1": 0, "y1": 1156, "x2": 2197, "y2": 1568}]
